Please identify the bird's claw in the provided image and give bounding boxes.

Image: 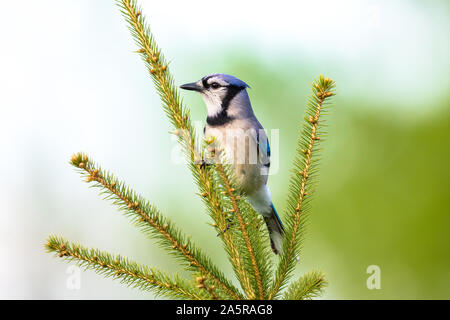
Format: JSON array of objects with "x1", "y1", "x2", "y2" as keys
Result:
[
  {"x1": 216, "y1": 222, "x2": 233, "y2": 236},
  {"x1": 196, "y1": 159, "x2": 215, "y2": 170}
]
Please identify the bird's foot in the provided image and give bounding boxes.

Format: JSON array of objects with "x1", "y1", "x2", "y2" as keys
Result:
[
  {"x1": 195, "y1": 158, "x2": 216, "y2": 170},
  {"x1": 195, "y1": 159, "x2": 209, "y2": 170},
  {"x1": 216, "y1": 220, "x2": 234, "y2": 236}
]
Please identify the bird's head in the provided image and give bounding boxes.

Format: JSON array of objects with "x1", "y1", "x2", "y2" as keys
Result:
[{"x1": 180, "y1": 74, "x2": 251, "y2": 121}]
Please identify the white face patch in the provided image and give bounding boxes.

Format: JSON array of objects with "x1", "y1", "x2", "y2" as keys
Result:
[
  {"x1": 201, "y1": 92, "x2": 223, "y2": 117},
  {"x1": 200, "y1": 77, "x2": 229, "y2": 117}
]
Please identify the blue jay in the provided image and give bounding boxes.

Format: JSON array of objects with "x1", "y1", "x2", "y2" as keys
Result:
[{"x1": 180, "y1": 74, "x2": 284, "y2": 254}]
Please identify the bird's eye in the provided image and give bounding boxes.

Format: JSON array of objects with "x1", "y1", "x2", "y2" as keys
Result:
[{"x1": 210, "y1": 82, "x2": 220, "y2": 89}]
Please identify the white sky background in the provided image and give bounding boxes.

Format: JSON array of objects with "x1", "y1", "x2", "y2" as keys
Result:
[
  {"x1": 0, "y1": 0, "x2": 448, "y2": 299},
  {"x1": 146, "y1": 0, "x2": 449, "y2": 108}
]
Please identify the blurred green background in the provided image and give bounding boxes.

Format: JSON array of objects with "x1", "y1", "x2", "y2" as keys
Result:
[{"x1": 0, "y1": 0, "x2": 448, "y2": 299}]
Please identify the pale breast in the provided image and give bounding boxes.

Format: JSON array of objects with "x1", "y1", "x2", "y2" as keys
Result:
[{"x1": 205, "y1": 119, "x2": 268, "y2": 195}]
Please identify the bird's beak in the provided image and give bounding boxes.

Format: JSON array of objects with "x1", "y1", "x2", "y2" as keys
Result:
[{"x1": 180, "y1": 82, "x2": 203, "y2": 92}]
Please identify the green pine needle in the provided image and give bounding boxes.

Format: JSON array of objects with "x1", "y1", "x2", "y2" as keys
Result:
[
  {"x1": 45, "y1": 235, "x2": 209, "y2": 300},
  {"x1": 270, "y1": 76, "x2": 335, "y2": 299},
  {"x1": 283, "y1": 270, "x2": 328, "y2": 300},
  {"x1": 69, "y1": 152, "x2": 242, "y2": 300}
]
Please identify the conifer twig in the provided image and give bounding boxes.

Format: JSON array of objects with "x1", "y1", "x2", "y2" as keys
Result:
[
  {"x1": 116, "y1": 0, "x2": 256, "y2": 299},
  {"x1": 216, "y1": 163, "x2": 264, "y2": 299},
  {"x1": 70, "y1": 152, "x2": 241, "y2": 300},
  {"x1": 45, "y1": 235, "x2": 208, "y2": 300},
  {"x1": 283, "y1": 270, "x2": 328, "y2": 300},
  {"x1": 269, "y1": 76, "x2": 335, "y2": 299}
]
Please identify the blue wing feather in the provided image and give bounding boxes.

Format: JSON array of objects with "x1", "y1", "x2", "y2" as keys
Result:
[{"x1": 271, "y1": 202, "x2": 284, "y2": 230}]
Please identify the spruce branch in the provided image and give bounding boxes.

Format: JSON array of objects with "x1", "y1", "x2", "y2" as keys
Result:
[
  {"x1": 269, "y1": 76, "x2": 335, "y2": 299},
  {"x1": 116, "y1": 0, "x2": 262, "y2": 299},
  {"x1": 45, "y1": 235, "x2": 208, "y2": 300},
  {"x1": 216, "y1": 163, "x2": 269, "y2": 299},
  {"x1": 117, "y1": 0, "x2": 190, "y2": 132},
  {"x1": 283, "y1": 270, "x2": 328, "y2": 300},
  {"x1": 70, "y1": 152, "x2": 241, "y2": 300},
  {"x1": 203, "y1": 163, "x2": 254, "y2": 298}
]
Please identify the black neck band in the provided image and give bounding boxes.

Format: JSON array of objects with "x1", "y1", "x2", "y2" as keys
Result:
[{"x1": 207, "y1": 110, "x2": 234, "y2": 126}]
